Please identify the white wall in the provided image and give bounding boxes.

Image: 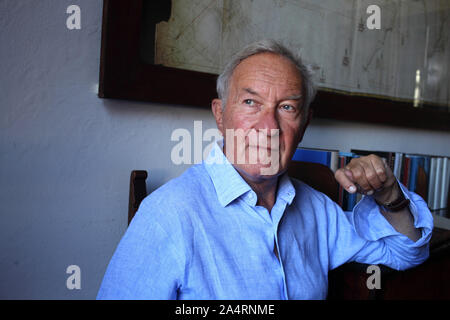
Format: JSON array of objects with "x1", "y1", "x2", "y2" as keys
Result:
[{"x1": 0, "y1": 0, "x2": 449, "y2": 299}]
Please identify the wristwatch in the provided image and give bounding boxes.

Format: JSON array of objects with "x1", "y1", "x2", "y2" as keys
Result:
[{"x1": 376, "y1": 189, "x2": 410, "y2": 212}]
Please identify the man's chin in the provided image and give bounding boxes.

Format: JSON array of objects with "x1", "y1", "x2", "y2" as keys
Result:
[{"x1": 234, "y1": 163, "x2": 285, "y2": 181}]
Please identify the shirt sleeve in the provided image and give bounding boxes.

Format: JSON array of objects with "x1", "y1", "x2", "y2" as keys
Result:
[
  {"x1": 328, "y1": 180, "x2": 433, "y2": 271},
  {"x1": 96, "y1": 197, "x2": 186, "y2": 300}
]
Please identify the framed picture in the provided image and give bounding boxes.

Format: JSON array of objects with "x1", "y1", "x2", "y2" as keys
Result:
[{"x1": 99, "y1": 0, "x2": 450, "y2": 131}]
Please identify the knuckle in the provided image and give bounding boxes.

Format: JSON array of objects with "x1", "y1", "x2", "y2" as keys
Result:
[
  {"x1": 377, "y1": 171, "x2": 387, "y2": 180},
  {"x1": 352, "y1": 169, "x2": 362, "y2": 179},
  {"x1": 372, "y1": 180, "x2": 382, "y2": 189},
  {"x1": 360, "y1": 180, "x2": 370, "y2": 188},
  {"x1": 369, "y1": 154, "x2": 379, "y2": 161},
  {"x1": 360, "y1": 161, "x2": 371, "y2": 170}
]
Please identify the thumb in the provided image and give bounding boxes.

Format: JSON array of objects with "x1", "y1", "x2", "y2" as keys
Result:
[{"x1": 335, "y1": 168, "x2": 357, "y2": 194}]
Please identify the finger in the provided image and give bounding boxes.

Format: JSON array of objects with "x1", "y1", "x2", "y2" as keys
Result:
[
  {"x1": 373, "y1": 157, "x2": 398, "y2": 192},
  {"x1": 346, "y1": 162, "x2": 372, "y2": 194},
  {"x1": 361, "y1": 158, "x2": 384, "y2": 191},
  {"x1": 369, "y1": 155, "x2": 388, "y2": 184},
  {"x1": 334, "y1": 168, "x2": 357, "y2": 194},
  {"x1": 343, "y1": 169, "x2": 364, "y2": 193}
]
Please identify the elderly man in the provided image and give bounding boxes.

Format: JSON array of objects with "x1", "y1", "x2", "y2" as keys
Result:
[{"x1": 97, "y1": 40, "x2": 433, "y2": 299}]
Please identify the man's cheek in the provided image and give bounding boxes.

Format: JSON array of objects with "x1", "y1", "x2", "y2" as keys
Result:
[{"x1": 259, "y1": 134, "x2": 280, "y2": 175}]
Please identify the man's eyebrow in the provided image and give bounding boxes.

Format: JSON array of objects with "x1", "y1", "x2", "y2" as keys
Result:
[
  {"x1": 284, "y1": 94, "x2": 303, "y2": 100},
  {"x1": 242, "y1": 88, "x2": 302, "y2": 101},
  {"x1": 243, "y1": 88, "x2": 260, "y2": 96}
]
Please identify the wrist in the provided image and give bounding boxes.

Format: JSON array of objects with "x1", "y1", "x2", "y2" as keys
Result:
[
  {"x1": 374, "y1": 182, "x2": 410, "y2": 212},
  {"x1": 374, "y1": 180, "x2": 400, "y2": 204}
]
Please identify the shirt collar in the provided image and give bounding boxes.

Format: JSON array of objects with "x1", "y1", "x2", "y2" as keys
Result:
[
  {"x1": 203, "y1": 140, "x2": 296, "y2": 207},
  {"x1": 276, "y1": 173, "x2": 296, "y2": 206}
]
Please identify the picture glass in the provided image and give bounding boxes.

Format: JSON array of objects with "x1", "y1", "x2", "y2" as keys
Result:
[{"x1": 141, "y1": 0, "x2": 450, "y2": 111}]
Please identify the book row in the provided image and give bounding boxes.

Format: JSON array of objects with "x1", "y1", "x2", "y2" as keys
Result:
[{"x1": 292, "y1": 147, "x2": 450, "y2": 212}]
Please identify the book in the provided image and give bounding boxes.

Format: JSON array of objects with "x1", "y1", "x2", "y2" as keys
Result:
[
  {"x1": 292, "y1": 147, "x2": 339, "y2": 171},
  {"x1": 440, "y1": 157, "x2": 449, "y2": 210},
  {"x1": 337, "y1": 154, "x2": 347, "y2": 207},
  {"x1": 405, "y1": 155, "x2": 427, "y2": 194},
  {"x1": 393, "y1": 152, "x2": 403, "y2": 180},
  {"x1": 401, "y1": 156, "x2": 411, "y2": 189},
  {"x1": 428, "y1": 157, "x2": 438, "y2": 210},
  {"x1": 423, "y1": 156, "x2": 431, "y2": 198},
  {"x1": 433, "y1": 157, "x2": 443, "y2": 210},
  {"x1": 330, "y1": 151, "x2": 339, "y2": 173}
]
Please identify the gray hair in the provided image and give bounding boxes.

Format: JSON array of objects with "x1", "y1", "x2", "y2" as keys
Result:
[{"x1": 216, "y1": 39, "x2": 317, "y2": 112}]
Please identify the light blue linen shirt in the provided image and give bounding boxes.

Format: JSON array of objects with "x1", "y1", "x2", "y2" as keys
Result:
[{"x1": 97, "y1": 141, "x2": 433, "y2": 300}]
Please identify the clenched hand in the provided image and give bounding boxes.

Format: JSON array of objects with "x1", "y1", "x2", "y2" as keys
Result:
[{"x1": 334, "y1": 154, "x2": 401, "y2": 205}]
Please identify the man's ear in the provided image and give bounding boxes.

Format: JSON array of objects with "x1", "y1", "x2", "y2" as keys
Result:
[{"x1": 211, "y1": 98, "x2": 224, "y2": 135}]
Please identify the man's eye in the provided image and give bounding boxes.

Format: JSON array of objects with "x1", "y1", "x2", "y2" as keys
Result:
[
  {"x1": 243, "y1": 99, "x2": 255, "y2": 106},
  {"x1": 281, "y1": 104, "x2": 295, "y2": 111}
]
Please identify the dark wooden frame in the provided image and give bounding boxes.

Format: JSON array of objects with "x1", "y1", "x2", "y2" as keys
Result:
[{"x1": 99, "y1": 0, "x2": 450, "y2": 131}]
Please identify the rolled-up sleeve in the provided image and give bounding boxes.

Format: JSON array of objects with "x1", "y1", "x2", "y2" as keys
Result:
[{"x1": 349, "y1": 181, "x2": 433, "y2": 270}]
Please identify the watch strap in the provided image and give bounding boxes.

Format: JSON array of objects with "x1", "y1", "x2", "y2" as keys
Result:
[{"x1": 376, "y1": 191, "x2": 410, "y2": 212}]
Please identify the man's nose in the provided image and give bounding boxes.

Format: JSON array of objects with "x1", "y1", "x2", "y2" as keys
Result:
[{"x1": 256, "y1": 108, "x2": 280, "y2": 133}]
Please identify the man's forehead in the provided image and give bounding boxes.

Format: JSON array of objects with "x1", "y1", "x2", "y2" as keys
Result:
[{"x1": 230, "y1": 53, "x2": 303, "y2": 88}]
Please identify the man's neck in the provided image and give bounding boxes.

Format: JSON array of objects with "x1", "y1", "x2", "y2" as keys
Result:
[
  {"x1": 221, "y1": 143, "x2": 280, "y2": 212},
  {"x1": 238, "y1": 170, "x2": 279, "y2": 213}
]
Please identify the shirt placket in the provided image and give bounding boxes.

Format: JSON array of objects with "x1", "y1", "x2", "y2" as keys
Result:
[
  {"x1": 271, "y1": 210, "x2": 289, "y2": 300},
  {"x1": 244, "y1": 190, "x2": 290, "y2": 299}
]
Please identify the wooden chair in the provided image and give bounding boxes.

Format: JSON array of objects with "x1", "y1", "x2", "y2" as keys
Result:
[
  {"x1": 287, "y1": 161, "x2": 339, "y2": 203},
  {"x1": 128, "y1": 170, "x2": 148, "y2": 225}
]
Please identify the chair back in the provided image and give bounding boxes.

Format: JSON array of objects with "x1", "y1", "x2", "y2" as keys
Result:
[{"x1": 287, "y1": 161, "x2": 339, "y2": 203}]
